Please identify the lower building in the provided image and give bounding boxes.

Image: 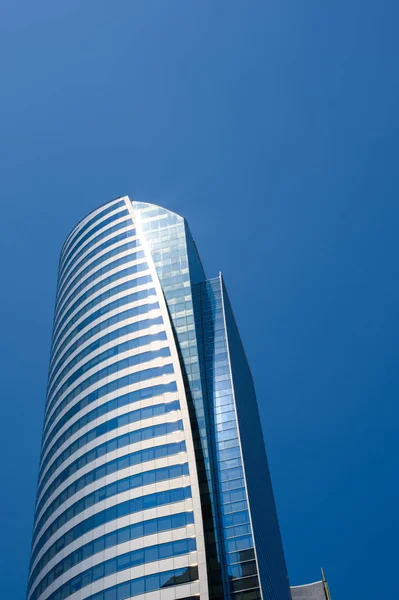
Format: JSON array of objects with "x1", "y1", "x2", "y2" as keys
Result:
[{"x1": 291, "y1": 570, "x2": 332, "y2": 600}]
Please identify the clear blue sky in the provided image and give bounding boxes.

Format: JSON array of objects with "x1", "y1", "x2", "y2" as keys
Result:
[{"x1": 1, "y1": 1, "x2": 398, "y2": 598}]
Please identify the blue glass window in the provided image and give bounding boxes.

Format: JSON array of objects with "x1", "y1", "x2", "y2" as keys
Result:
[
  {"x1": 58, "y1": 220, "x2": 134, "y2": 291},
  {"x1": 48, "y1": 292, "x2": 158, "y2": 379},
  {"x1": 47, "y1": 329, "x2": 166, "y2": 404},
  {"x1": 29, "y1": 512, "x2": 195, "y2": 600},
  {"x1": 222, "y1": 511, "x2": 250, "y2": 528},
  {"x1": 60, "y1": 209, "x2": 129, "y2": 274},
  {"x1": 38, "y1": 406, "x2": 181, "y2": 501},
  {"x1": 29, "y1": 487, "x2": 192, "y2": 583},
  {"x1": 57, "y1": 229, "x2": 136, "y2": 297},
  {"x1": 225, "y1": 534, "x2": 254, "y2": 554},
  {"x1": 34, "y1": 434, "x2": 184, "y2": 532},
  {"x1": 60, "y1": 200, "x2": 126, "y2": 263},
  {"x1": 41, "y1": 381, "x2": 177, "y2": 469},
  {"x1": 62, "y1": 567, "x2": 199, "y2": 600},
  {"x1": 52, "y1": 263, "x2": 149, "y2": 344},
  {"x1": 31, "y1": 463, "x2": 190, "y2": 564},
  {"x1": 55, "y1": 249, "x2": 145, "y2": 318},
  {"x1": 50, "y1": 276, "x2": 154, "y2": 361},
  {"x1": 45, "y1": 346, "x2": 171, "y2": 418},
  {"x1": 43, "y1": 362, "x2": 174, "y2": 443},
  {"x1": 229, "y1": 576, "x2": 260, "y2": 593},
  {"x1": 57, "y1": 239, "x2": 140, "y2": 307}
]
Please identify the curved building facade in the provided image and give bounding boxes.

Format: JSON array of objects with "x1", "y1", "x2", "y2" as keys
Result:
[
  {"x1": 27, "y1": 197, "x2": 291, "y2": 600},
  {"x1": 291, "y1": 581, "x2": 328, "y2": 600}
]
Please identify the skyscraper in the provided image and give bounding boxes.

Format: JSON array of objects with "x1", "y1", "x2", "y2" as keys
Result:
[{"x1": 27, "y1": 196, "x2": 292, "y2": 600}]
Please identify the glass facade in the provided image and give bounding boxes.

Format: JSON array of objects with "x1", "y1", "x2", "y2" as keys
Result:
[{"x1": 27, "y1": 196, "x2": 291, "y2": 600}]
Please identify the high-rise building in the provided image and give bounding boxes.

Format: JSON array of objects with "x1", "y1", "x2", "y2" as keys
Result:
[{"x1": 27, "y1": 196, "x2": 292, "y2": 600}]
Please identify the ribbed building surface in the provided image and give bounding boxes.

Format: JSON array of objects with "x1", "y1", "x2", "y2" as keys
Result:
[
  {"x1": 291, "y1": 581, "x2": 328, "y2": 599},
  {"x1": 27, "y1": 197, "x2": 291, "y2": 600}
]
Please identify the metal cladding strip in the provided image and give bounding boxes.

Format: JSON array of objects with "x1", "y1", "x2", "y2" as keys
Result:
[
  {"x1": 59, "y1": 201, "x2": 129, "y2": 276},
  {"x1": 42, "y1": 339, "x2": 171, "y2": 448},
  {"x1": 219, "y1": 271, "x2": 264, "y2": 600},
  {"x1": 45, "y1": 323, "x2": 166, "y2": 424},
  {"x1": 29, "y1": 476, "x2": 192, "y2": 578},
  {"x1": 55, "y1": 229, "x2": 138, "y2": 308},
  {"x1": 59, "y1": 197, "x2": 126, "y2": 266},
  {"x1": 57, "y1": 202, "x2": 130, "y2": 296},
  {"x1": 33, "y1": 405, "x2": 182, "y2": 528},
  {"x1": 52, "y1": 256, "x2": 149, "y2": 344},
  {"x1": 55, "y1": 242, "x2": 144, "y2": 320},
  {"x1": 47, "y1": 285, "x2": 158, "y2": 387},
  {"x1": 126, "y1": 197, "x2": 209, "y2": 600},
  {"x1": 28, "y1": 500, "x2": 193, "y2": 596}
]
